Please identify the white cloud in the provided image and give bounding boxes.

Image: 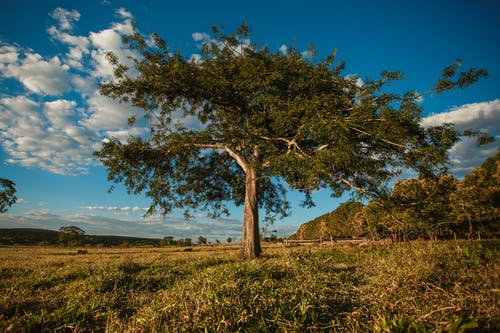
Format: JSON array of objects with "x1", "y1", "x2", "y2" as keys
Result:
[
  {"x1": 301, "y1": 49, "x2": 314, "y2": 58},
  {"x1": 0, "y1": 7, "x2": 149, "y2": 175},
  {"x1": 71, "y1": 75, "x2": 96, "y2": 96},
  {"x1": 47, "y1": 26, "x2": 89, "y2": 51},
  {"x1": 47, "y1": 25, "x2": 90, "y2": 69},
  {"x1": 0, "y1": 96, "x2": 95, "y2": 175},
  {"x1": 423, "y1": 99, "x2": 500, "y2": 132},
  {"x1": 189, "y1": 53, "x2": 202, "y2": 63},
  {"x1": 279, "y1": 44, "x2": 288, "y2": 55},
  {"x1": 82, "y1": 93, "x2": 143, "y2": 131},
  {"x1": 1, "y1": 53, "x2": 72, "y2": 95},
  {"x1": 90, "y1": 28, "x2": 124, "y2": 51},
  {"x1": 88, "y1": 20, "x2": 136, "y2": 80},
  {"x1": 49, "y1": 8, "x2": 80, "y2": 31},
  {"x1": 345, "y1": 74, "x2": 364, "y2": 88},
  {"x1": 0, "y1": 45, "x2": 19, "y2": 63},
  {"x1": 447, "y1": 137, "x2": 499, "y2": 175},
  {"x1": 116, "y1": 8, "x2": 133, "y2": 19},
  {"x1": 422, "y1": 99, "x2": 500, "y2": 175},
  {"x1": 192, "y1": 32, "x2": 210, "y2": 42},
  {"x1": 44, "y1": 100, "x2": 76, "y2": 128}
]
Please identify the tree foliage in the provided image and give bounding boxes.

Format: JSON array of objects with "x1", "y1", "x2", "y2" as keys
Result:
[
  {"x1": 95, "y1": 23, "x2": 487, "y2": 257},
  {"x1": 0, "y1": 178, "x2": 17, "y2": 213},
  {"x1": 197, "y1": 236, "x2": 207, "y2": 245},
  {"x1": 374, "y1": 175, "x2": 459, "y2": 241},
  {"x1": 290, "y1": 202, "x2": 364, "y2": 240},
  {"x1": 351, "y1": 150, "x2": 500, "y2": 241},
  {"x1": 58, "y1": 226, "x2": 85, "y2": 246},
  {"x1": 450, "y1": 149, "x2": 500, "y2": 238}
]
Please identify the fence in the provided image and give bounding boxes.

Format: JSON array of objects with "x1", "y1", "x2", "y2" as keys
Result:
[{"x1": 283, "y1": 236, "x2": 357, "y2": 247}]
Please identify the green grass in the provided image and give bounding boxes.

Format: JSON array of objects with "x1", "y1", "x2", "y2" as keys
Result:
[{"x1": 0, "y1": 241, "x2": 498, "y2": 332}]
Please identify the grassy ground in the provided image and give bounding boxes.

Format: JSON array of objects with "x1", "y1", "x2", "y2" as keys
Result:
[{"x1": 0, "y1": 241, "x2": 498, "y2": 332}]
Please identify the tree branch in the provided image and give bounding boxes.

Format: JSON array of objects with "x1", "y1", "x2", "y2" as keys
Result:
[
  {"x1": 189, "y1": 143, "x2": 249, "y2": 173},
  {"x1": 255, "y1": 124, "x2": 308, "y2": 155},
  {"x1": 332, "y1": 175, "x2": 375, "y2": 198}
]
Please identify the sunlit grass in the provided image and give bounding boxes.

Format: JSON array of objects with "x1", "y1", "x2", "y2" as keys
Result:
[{"x1": 0, "y1": 241, "x2": 498, "y2": 332}]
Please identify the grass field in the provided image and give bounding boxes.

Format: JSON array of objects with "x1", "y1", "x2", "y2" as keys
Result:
[{"x1": 0, "y1": 241, "x2": 498, "y2": 332}]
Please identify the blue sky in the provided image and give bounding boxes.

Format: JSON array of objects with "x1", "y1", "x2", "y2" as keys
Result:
[{"x1": 1, "y1": 0, "x2": 499, "y2": 241}]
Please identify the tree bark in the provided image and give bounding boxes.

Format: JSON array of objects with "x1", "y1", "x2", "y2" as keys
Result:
[{"x1": 242, "y1": 167, "x2": 261, "y2": 258}]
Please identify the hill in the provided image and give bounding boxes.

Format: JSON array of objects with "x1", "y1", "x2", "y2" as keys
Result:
[
  {"x1": 289, "y1": 201, "x2": 364, "y2": 240},
  {"x1": 0, "y1": 228, "x2": 160, "y2": 246}
]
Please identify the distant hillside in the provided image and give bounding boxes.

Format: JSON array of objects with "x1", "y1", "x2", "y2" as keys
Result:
[
  {"x1": 0, "y1": 228, "x2": 160, "y2": 246},
  {"x1": 289, "y1": 201, "x2": 365, "y2": 240},
  {"x1": 0, "y1": 228, "x2": 60, "y2": 245}
]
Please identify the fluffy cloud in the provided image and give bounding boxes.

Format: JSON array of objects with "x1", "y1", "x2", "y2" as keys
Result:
[
  {"x1": 0, "y1": 45, "x2": 19, "y2": 63},
  {"x1": 47, "y1": 26, "x2": 90, "y2": 70},
  {"x1": 44, "y1": 100, "x2": 76, "y2": 128},
  {"x1": 82, "y1": 93, "x2": 142, "y2": 131},
  {"x1": 422, "y1": 99, "x2": 500, "y2": 175},
  {"x1": 423, "y1": 99, "x2": 500, "y2": 132},
  {"x1": 88, "y1": 16, "x2": 136, "y2": 80},
  {"x1": 279, "y1": 44, "x2": 288, "y2": 55},
  {"x1": 1, "y1": 53, "x2": 72, "y2": 95},
  {"x1": 0, "y1": 7, "x2": 146, "y2": 175},
  {"x1": 0, "y1": 96, "x2": 96, "y2": 175},
  {"x1": 116, "y1": 8, "x2": 133, "y2": 19},
  {"x1": 49, "y1": 7, "x2": 80, "y2": 31},
  {"x1": 447, "y1": 137, "x2": 499, "y2": 174}
]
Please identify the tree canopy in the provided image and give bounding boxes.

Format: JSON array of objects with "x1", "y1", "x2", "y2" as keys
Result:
[
  {"x1": 95, "y1": 23, "x2": 487, "y2": 257},
  {"x1": 0, "y1": 178, "x2": 17, "y2": 213}
]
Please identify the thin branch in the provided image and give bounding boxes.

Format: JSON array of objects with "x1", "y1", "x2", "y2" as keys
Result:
[{"x1": 349, "y1": 126, "x2": 409, "y2": 150}]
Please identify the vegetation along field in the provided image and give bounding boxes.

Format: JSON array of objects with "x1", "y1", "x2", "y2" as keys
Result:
[{"x1": 0, "y1": 241, "x2": 498, "y2": 332}]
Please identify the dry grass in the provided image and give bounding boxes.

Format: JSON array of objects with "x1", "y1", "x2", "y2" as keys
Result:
[{"x1": 0, "y1": 241, "x2": 498, "y2": 332}]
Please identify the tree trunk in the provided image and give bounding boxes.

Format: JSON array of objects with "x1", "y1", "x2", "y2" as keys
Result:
[{"x1": 242, "y1": 167, "x2": 261, "y2": 258}]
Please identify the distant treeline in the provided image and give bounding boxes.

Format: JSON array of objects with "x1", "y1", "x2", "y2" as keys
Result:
[
  {"x1": 291, "y1": 149, "x2": 499, "y2": 242},
  {"x1": 0, "y1": 228, "x2": 161, "y2": 247}
]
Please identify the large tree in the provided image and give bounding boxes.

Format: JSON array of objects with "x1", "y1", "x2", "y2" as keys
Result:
[{"x1": 95, "y1": 24, "x2": 486, "y2": 258}]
